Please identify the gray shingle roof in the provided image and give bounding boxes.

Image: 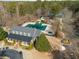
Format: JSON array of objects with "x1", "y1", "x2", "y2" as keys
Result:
[
  {"x1": 10, "y1": 26, "x2": 41, "y2": 38},
  {"x1": 8, "y1": 26, "x2": 41, "y2": 42},
  {"x1": 8, "y1": 33, "x2": 32, "y2": 42}
]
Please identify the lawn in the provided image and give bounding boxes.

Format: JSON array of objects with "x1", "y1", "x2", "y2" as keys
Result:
[{"x1": 34, "y1": 33, "x2": 51, "y2": 52}]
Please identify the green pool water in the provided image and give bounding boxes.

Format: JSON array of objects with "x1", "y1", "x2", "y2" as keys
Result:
[{"x1": 25, "y1": 22, "x2": 47, "y2": 30}]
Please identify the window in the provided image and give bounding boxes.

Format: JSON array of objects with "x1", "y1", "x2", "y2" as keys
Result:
[
  {"x1": 20, "y1": 32, "x2": 22, "y2": 35},
  {"x1": 28, "y1": 33, "x2": 30, "y2": 36},
  {"x1": 24, "y1": 32, "x2": 26, "y2": 36},
  {"x1": 12, "y1": 31, "x2": 15, "y2": 34},
  {"x1": 16, "y1": 31, "x2": 18, "y2": 34}
]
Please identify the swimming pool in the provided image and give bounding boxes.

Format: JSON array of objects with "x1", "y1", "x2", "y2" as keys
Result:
[{"x1": 25, "y1": 22, "x2": 47, "y2": 30}]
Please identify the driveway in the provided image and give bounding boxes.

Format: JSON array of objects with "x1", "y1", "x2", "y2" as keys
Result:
[{"x1": 46, "y1": 36, "x2": 64, "y2": 51}]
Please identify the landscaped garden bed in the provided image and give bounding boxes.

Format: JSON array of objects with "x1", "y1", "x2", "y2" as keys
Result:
[
  {"x1": 20, "y1": 43, "x2": 33, "y2": 50},
  {"x1": 4, "y1": 39, "x2": 15, "y2": 46}
]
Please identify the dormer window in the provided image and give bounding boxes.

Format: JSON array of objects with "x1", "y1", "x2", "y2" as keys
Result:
[
  {"x1": 24, "y1": 32, "x2": 26, "y2": 36},
  {"x1": 28, "y1": 33, "x2": 30, "y2": 37},
  {"x1": 20, "y1": 32, "x2": 22, "y2": 35},
  {"x1": 16, "y1": 31, "x2": 18, "y2": 34},
  {"x1": 12, "y1": 31, "x2": 15, "y2": 34}
]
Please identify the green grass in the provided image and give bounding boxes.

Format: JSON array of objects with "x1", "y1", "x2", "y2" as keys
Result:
[{"x1": 34, "y1": 33, "x2": 51, "y2": 52}]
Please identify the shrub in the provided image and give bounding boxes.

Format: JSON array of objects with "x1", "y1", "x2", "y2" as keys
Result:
[
  {"x1": 34, "y1": 33, "x2": 51, "y2": 52},
  {"x1": 20, "y1": 43, "x2": 33, "y2": 50},
  {"x1": 4, "y1": 39, "x2": 15, "y2": 45},
  {"x1": 0, "y1": 27, "x2": 8, "y2": 41}
]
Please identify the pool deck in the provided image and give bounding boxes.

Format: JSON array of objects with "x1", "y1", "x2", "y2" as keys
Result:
[
  {"x1": 22, "y1": 22, "x2": 53, "y2": 33},
  {"x1": 22, "y1": 22, "x2": 35, "y2": 27}
]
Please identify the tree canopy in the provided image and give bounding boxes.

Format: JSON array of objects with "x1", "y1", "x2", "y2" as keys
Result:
[
  {"x1": 34, "y1": 33, "x2": 51, "y2": 52},
  {"x1": 2, "y1": 2, "x2": 67, "y2": 16},
  {"x1": 0, "y1": 1, "x2": 79, "y2": 17},
  {"x1": 0, "y1": 27, "x2": 8, "y2": 40}
]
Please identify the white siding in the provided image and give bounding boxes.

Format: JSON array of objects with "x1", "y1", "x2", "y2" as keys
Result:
[{"x1": 21, "y1": 41, "x2": 29, "y2": 46}]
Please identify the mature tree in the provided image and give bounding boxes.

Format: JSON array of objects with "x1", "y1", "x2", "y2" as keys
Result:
[
  {"x1": 16, "y1": 2, "x2": 19, "y2": 19},
  {"x1": 6, "y1": 2, "x2": 16, "y2": 16},
  {"x1": 69, "y1": 2, "x2": 79, "y2": 14},
  {"x1": 34, "y1": 33, "x2": 51, "y2": 52},
  {"x1": 0, "y1": 27, "x2": 8, "y2": 41},
  {"x1": 68, "y1": 2, "x2": 79, "y2": 37}
]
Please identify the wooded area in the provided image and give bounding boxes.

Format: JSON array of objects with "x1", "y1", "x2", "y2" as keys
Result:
[
  {"x1": 0, "y1": 1, "x2": 74, "y2": 27},
  {"x1": 0, "y1": 1, "x2": 79, "y2": 37}
]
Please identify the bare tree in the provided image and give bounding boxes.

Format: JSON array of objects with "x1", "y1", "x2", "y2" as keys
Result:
[{"x1": 16, "y1": 2, "x2": 19, "y2": 20}]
